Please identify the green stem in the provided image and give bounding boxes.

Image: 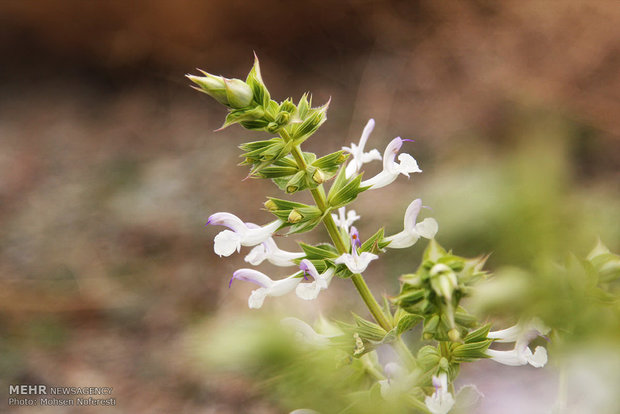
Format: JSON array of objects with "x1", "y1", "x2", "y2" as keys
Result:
[{"x1": 288, "y1": 143, "x2": 392, "y2": 331}]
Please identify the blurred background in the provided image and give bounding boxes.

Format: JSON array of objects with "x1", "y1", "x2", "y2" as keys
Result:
[{"x1": 1, "y1": 1, "x2": 619, "y2": 413}]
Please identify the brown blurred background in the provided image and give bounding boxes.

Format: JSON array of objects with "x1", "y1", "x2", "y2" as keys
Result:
[{"x1": 1, "y1": 1, "x2": 619, "y2": 413}]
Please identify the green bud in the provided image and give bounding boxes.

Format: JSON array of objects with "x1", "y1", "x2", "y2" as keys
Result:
[
  {"x1": 448, "y1": 328, "x2": 461, "y2": 342},
  {"x1": 286, "y1": 185, "x2": 299, "y2": 194},
  {"x1": 224, "y1": 78, "x2": 253, "y2": 108},
  {"x1": 187, "y1": 72, "x2": 228, "y2": 105},
  {"x1": 424, "y1": 315, "x2": 440, "y2": 337},
  {"x1": 312, "y1": 168, "x2": 326, "y2": 184},
  {"x1": 264, "y1": 199, "x2": 277, "y2": 211},
  {"x1": 187, "y1": 71, "x2": 253, "y2": 109},
  {"x1": 423, "y1": 332, "x2": 434, "y2": 340},
  {"x1": 266, "y1": 122, "x2": 280, "y2": 133},
  {"x1": 275, "y1": 111, "x2": 290, "y2": 125},
  {"x1": 439, "y1": 357, "x2": 449, "y2": 371},
  {"x1": 288, "y1": 209, "x2": 303, "y2": 223}
]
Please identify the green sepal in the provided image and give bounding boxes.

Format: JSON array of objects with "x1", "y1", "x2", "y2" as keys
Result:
[
  {"x1": 296, "y1": 93, "x2": 310, "y2": 119},
  {"x1": 265, "y1": 197, "x2": 322, "y2": 224},
  {"x1": 287, "y1": 217, "x2": 323, "y2": 234},
  {"x1": 416, "y1": 345, "x2": 441, "y2": 371},
  {"x1": 245, "y1": 54, "x2": 270, "y2": 107},
  {"x1": 396, "y1": 313, "x2": 423, "y2": 335},
  {"x1": 256, "y1": 165, "x2": 299, "y2": 179},
  {"x1": 220, "y1": 106, "x2": 266, "y2": 130},
  {"x1": 464, "y1": 324, "x2": 491, "y2": 343},
  {"x1": 312, "y1": 151, "x2": 349, "y2": 179},
  {"x1": 289, "y1": 99, "x2": 329, "y2": 144},
  {"x1": 359, "y1": 228, "x2": 389, "y2": 254},
  {"x1": 450, "y1": 340, "x2": 493, "y2": 363},
  {"x1": 350, "y1": 314, "x2": 388, "y2": 343},
  {"x1": 327, "y1": 172, "x2": 369, "y2": 209},
  {"x1": 299, "y1": 243, "x2": 339, "y2": 260}
]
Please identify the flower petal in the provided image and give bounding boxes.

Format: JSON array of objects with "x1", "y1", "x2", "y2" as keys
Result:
[
  {"x1": 214, "y1": 230, "x2": 242, "y2": 256},
  {"x1": 416, "y1": 218, "x2": 438, "y2": 239}
]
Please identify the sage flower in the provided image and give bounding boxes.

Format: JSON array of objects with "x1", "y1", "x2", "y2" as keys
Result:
[
  {"x1": 342, "y1": 118, "x2": 382, "y2": 178},
  {"x1": 331, "y1": 206, "x2": 360, "y2": 233},
  {"x1": 384, "y1": 198, "x2": 438, "y2": 248},
  {"x1": 378, "y1": 362, "x2": 415, "y2": 400},
  {"x1": 296, "y1": 259, "x2": 335, "y2": 300},
  {"x1": 244, "y1": 236, "x2": 304, "y2": 267},
  {"x1": 334, "y1": 227, "x2": 378, "y2": 274},
  {"x1": 424, "y1": 372, "x2": 455, "y2": 414},
  {"x1": 230, "y1": 269, "x2": 300, "y2": 309},
  {"x1": 207, "y1": 212, "x2": 282, "y2": 257},
  {"x1": 281, "y1": 317, "x2": 333, "y2": 347},
  {"x1": 486, "y1": 318, "x2": 550, "y2": 367},
  {"x1": 361, "y1": 137, "x2": 421, "y2": 189}
]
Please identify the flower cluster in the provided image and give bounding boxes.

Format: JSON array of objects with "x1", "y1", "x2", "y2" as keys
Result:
[{"x1": 190, "y1": 56, "x2": 552, "y2": 414}]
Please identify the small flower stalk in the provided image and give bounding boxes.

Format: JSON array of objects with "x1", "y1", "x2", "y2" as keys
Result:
[{"x1": 190, "y1": 56, "x2": 565, "y2": 413}]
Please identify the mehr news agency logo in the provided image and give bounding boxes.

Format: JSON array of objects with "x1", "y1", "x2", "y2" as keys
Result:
[{"x1": 8, "y1": 384, "x2": 116, "y2": 407}]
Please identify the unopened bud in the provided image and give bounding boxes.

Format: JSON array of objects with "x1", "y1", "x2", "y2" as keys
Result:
[
  {"x1": 224, "y1": 78, "x2": 253, "y2": 108},
  {"x1": 264, "y1": 199, "x2": 277, "y2": 211},
  {"x1": 448, "y1": 328, "x2": 461, "y2": 342},
  {"x1": 275, "y1": 111, "x2": 290, "y2": 125},
  {"x1": 187, "y1": 71, "x2": 253, "y2": 109},
  {"x1": 187, "y1": 72, "x2": 228, "y2": 105},
  {"x1": 423, "y1": 332, "x2": 434, "y2": 340},
  {"x1": 266, "y1": 122, "x2": 280, "y2": 133},
  {"x1": 288, "y1": 209, "x2": 303, "y2": 223},
  {"x1": 312, "y1": 168, "x2": 326, "y2": 184}
]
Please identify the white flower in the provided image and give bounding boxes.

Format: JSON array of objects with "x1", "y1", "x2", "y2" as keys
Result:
[
  {"x1": 334, "y1": 227, "x2": 378, "y2": 274},
  {"x1": 425, "y1": 372, "x2": 455, "y2": 414},
  {"x1": 379, "y1": 362, "x2": 415, "y2": 400},
  {"x1": 281, "y1": 317, "x2": 335, "y2": 347},
  {"x1": 342, "y1": 118, "x2": 382, "y2": 178},
  {"x1": 244, "y1": 236, "x2": 304, "y2": 267},
  {"x1": 486, "y1": 318, "x2": 550, "y2": 368},
  {"x1": 295, "y1": 259, "x2": 335, "y2": 300},
  {"x1": 361, "y1": 137, "x2": 421, "y2": 190},
  {"x1": 384, "y1": 199, "x2": 438, "y2": 248},
  {"x1": 331, "y1": 206, "x2": 360, "y2": 233},
  {"x1": 230, "y1": 269, "x2": 301, "y2": 309},
  {"x1": 207, "y1": 212, "x2": 282, "y2": 257}
]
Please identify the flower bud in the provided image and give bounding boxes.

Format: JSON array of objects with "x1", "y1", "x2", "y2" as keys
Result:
[
  {"x1": 312, "y1": 168, "x2": 326, "y2": 184},
  {"x1": 187, "y1": 71, "x2": 253, "y2": 109},
  {"x1": 264, "y1": 199, "x2": 278, "y2": 211},
  {"x1": 266, "y1": 122, "x2": 280, "y2": 133},
  {"x1": 448, "y1": 328, "x2": 461, "y2": 342},
  {"x1": 224, "y1": 78, "x2": 254, "y2": 108},
  {"x1": 275, "y1": 111, "x2": 290, "y2": 125},
  {"x1": 288, "y1": 209, "x2": 303, "y2": 223}
]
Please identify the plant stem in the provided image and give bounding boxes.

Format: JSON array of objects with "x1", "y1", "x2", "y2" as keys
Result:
[{"x1": 289, "y1": 143, "x2": 392, "y2": 332}]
